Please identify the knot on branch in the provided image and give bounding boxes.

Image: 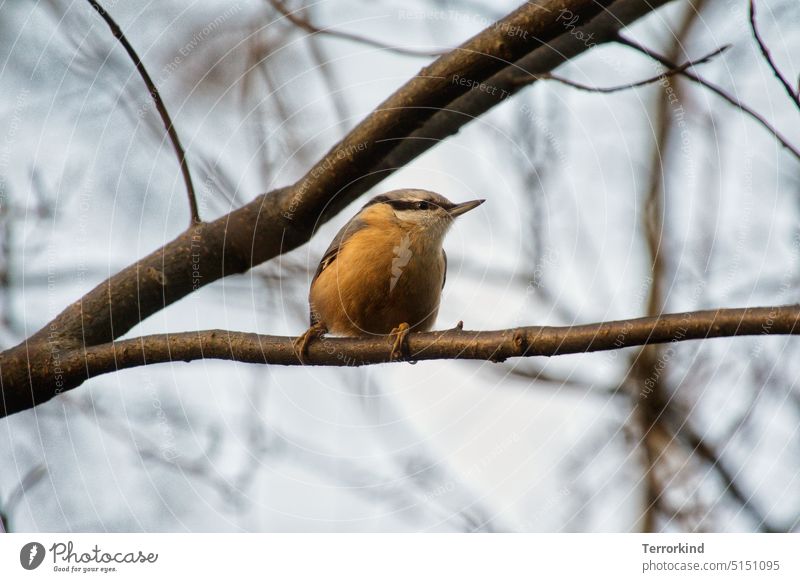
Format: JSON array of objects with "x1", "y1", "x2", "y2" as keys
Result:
[
  {"x1": 146, "y1": 267, "x2": 167, "y2": 286},
  {"x1": 512, "y1": 329, "x2": 530, "y2": 356}
]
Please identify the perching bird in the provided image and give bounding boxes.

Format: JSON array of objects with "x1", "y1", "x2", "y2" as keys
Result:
[{"x1": 294, "y1": 189, "x2": 485, "y2": 361}]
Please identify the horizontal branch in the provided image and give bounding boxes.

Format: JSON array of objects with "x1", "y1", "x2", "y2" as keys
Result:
[{"x1": 3, "y1": 305, "x2": 798, "y2": 418}]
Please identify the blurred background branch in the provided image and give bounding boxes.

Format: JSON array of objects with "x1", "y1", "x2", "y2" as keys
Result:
[{"x1": 86, "y1": 0, "x2": 200, "y2": 224}]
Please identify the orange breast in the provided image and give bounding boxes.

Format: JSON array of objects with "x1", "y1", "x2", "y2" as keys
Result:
[{"x1": 310, "y1": 227, "x2": 444, "y2": 336}]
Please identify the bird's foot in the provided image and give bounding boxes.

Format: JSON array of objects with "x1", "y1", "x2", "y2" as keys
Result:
[
  {"x1": 293, "y1": 322, "x2": 327, "y2": 364},
  {"x1": 389, "y1": 322, "x2": 411, "y2": 361}
]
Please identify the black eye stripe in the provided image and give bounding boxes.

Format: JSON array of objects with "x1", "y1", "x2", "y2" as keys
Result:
[
  {"x1": 388, "y1": 200, "x2": 423, "y2": 211},
  {"x1": 363, "y1": 195, "x2": 455, "y2": 211},
  {"x1": 386, "y1": 200, "x2": 451, "y2": 211}
]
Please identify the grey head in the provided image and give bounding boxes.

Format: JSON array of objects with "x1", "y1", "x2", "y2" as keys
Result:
[{"x1": 361, "y1": 189, "x2": 484, "y2": 234}]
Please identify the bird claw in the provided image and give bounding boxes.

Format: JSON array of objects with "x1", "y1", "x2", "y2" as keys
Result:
[
  {"x1": 293, "y1": 322, "x2": 327, "y2": 364},
  {"x1": 389, "y1": 322, "x2": 411, "y2": 361}
]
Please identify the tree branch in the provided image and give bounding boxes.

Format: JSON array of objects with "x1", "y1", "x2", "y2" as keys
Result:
[
  {"x1": 267, "y1": 0, "x2": 443, "y2": 58},
  {"x1": 626, "y1": 0, "x2": 700, "y2": 528},
  {"x1": 526, "y1": 45, "x2": 728, "y2": 94},
  {"x1": 86, "y1": 0, "x2": 200, "y2": 224},
  {"x1": 3, "y1": 305, "x2": 799, "y2": 418},
  {"x1": 679, "y1": 425, "x2": 782, "y2": 532},
  {"x1": 616, "y1": 34, "x2": 800, "y2": 164},
  {"x1": 748, "y1": 0, "x2": 800, "y2": 110}
]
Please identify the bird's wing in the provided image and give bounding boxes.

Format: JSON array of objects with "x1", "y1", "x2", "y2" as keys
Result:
[
  {"x1": 312, "y1": 218, "x2": 367, "y2": 281},
  {"x1": 309, "y1": 218, "x2": 367, "y2": 325},
  {"x1": 441, "y1": 248, "x2": 447, "y2": 289}
]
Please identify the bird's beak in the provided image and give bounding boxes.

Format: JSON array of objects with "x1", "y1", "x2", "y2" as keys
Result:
[{"x1": 448, "y1": 199, "x2": 485, "y2": 218}]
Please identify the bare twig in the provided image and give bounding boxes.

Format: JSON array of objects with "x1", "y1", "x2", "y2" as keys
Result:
[
  {"x1": 69, "y1": 398, "x2": 246, "y2": 506},
  {"x1": 523, "y1": 45, "x2": 729, "y2": 94},
  {"x1": 637, "y1": 417, "x2": 670, "y2": 532},
  {"x1": 0, "y1": 464, "x2": 47, "y2": 531},
  {"x1": 749, "y1": 0, "x2": 800, "y2": 109},
  {"x1": 679, "y1": 427, "x2": 782, "y2": 532},
  {"x1": 3, "y1": 304, "x2": 800, "y2": 418},
  {"x1": 305, "y1": 31, "x2": 351, "y2": 126},
  {"x1": 86, "y1": 0, "x2": 200, "y2": 224},
  {"x1": 268, "y1": 0, "x2": 443, "y2": 58},
  {"x1": 494, "y1": 364, "x2": 618, "y2": 394},
  {"x1": 616, "y1": 33, "x2": 800, "y2": 163}
]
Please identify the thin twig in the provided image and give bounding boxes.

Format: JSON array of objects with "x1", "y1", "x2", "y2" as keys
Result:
[
  {"x1": 525, "y1": 45, "x2": 729, "y2": 94},
  {"x1": 749, "y1": 0, "x2": 800, "y2": 109},
  {"x1": 0, "y1": 464, "x2": 47, "y2": 531},
  {"x1": 496, "y1": 364, "x2": 617, "y2": 394},
  {"x1": 679, "y1": 427, "x2": 782, "y2": 532},
  {"x1": 86, "y1": 0, "x2": 200, "y2": 224},
  {"x1": 68, "y1": 398, "x2": 245, "y2": 505},
  {"x1": 267, "y1": 0, "x2": 443, "y2": 58},
  {"x1": 616, "y1": 33, "x2": 800, "y2": 164}
]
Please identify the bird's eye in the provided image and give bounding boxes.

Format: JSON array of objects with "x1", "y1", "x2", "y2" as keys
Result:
[{"x1": 416, "y1": 201, "x2": 431, "y2": 210}]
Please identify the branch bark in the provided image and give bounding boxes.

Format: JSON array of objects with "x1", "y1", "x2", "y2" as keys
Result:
[{"x1": 3, "y1": 305, "x2": 798, "y2": 418}]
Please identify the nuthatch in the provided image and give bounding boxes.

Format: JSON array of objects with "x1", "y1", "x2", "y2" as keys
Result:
[{"x1": 295, "y1": 189, "x2": 485, "y2": 360}]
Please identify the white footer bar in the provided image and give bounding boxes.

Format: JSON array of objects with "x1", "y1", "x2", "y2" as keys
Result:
[{"x1": 1, "y1": 533, "x2": 796, "y2": 581}]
